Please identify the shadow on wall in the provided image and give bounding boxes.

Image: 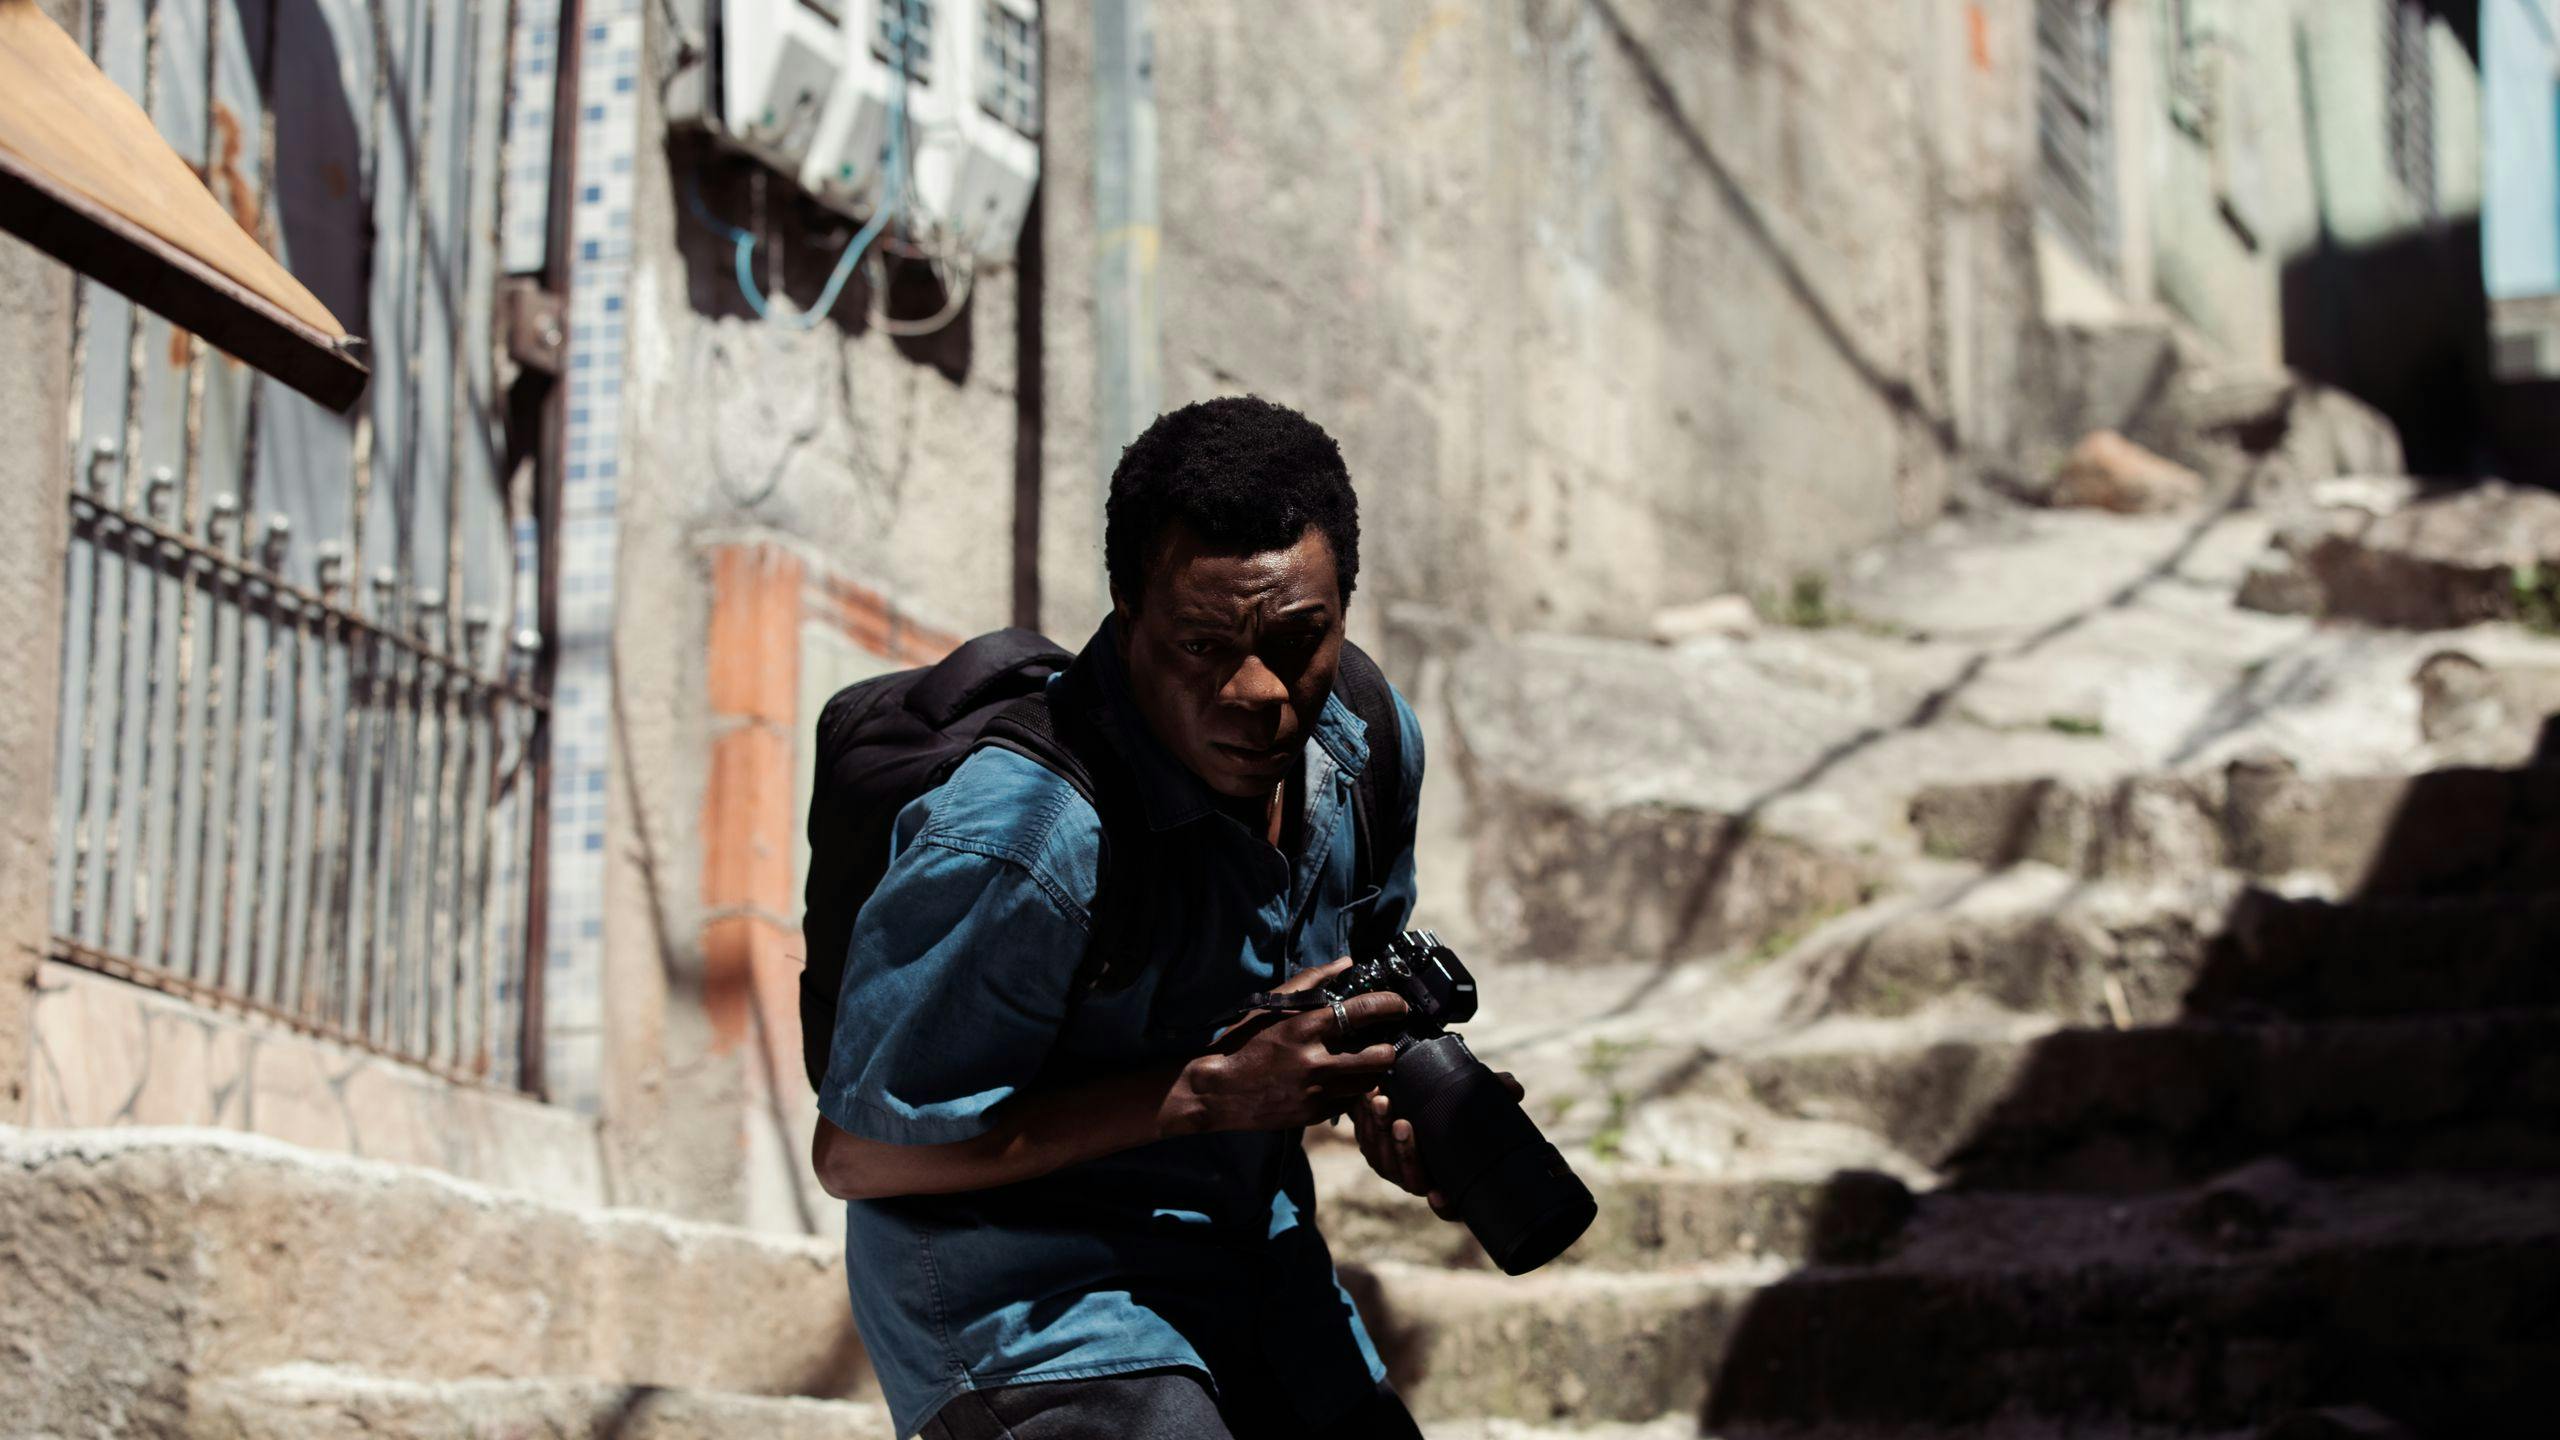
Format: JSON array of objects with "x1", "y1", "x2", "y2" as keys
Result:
[
  {"x1": 2485, "y1": 378, "x2": 2560, "y2": 487},
  {"x1": 666, "y1": 136, "x2": 975, "y2": 384},
  {"x1": 258, "y1": 0, "x2": 368, "y2": 334},
  {"x1": 2280, "y1": 215, "x2": 2495, "y2": 479},
  {"x1": 1695, "y1": 719, "x2": 2560, "y2": 1436}
]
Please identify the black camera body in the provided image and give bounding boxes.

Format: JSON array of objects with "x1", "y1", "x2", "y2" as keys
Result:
[{"x1": 1316, "y1": 931, "x2": 1596, "y2": 1275}]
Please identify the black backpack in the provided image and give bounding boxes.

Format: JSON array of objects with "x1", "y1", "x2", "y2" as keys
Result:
[{"x1": 797, "y1": 625, "x2": 1408, "y2": 1091}]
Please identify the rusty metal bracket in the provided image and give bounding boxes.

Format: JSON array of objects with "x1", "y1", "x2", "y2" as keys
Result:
[{"x1": 501, "y1": 278, "x2": 566, "y2": 376}]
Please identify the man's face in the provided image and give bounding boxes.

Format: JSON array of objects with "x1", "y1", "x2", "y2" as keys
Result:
[{"x1": 1115, "y1": 522, "x2": 1345, "y2": 800}]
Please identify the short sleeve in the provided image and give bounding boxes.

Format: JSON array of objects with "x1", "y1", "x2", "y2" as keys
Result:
[
  {"x1": 1370, "y1": 685, "x2": 1427, "y2": 934},
  {"x1": 815, "y1": 760, "x2": 1099, "y2": 1146}
]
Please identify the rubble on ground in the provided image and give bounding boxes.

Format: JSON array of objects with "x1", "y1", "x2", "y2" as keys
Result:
[
  {"x1": 2043, "y1": 429, "x2": 2205, "y2": 513},
  {"x1": 2238, "y1": 478, "x2": 2560, "y2": 629}
]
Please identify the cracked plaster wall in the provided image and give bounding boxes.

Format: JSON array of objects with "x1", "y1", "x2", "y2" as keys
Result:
[{"x1": 24, "y1": 962, "x2": 606, "y2": 1204}]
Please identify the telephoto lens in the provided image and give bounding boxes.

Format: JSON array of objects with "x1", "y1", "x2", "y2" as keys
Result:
[{"x1": 1330, "y1": 932, "x2": 1598, "y2": 1275}]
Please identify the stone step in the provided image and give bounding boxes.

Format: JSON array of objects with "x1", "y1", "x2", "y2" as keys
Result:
[
  {"x1": 1311, "y1": 1144, "x2": 1840, "y2": 1270},
  {"x1": 2190, "y1": 890, "x2": 2560, "y2": 1019},
  {"x1": 0, "y1": 1127, "x2": 875, "y2": 1438},
  {"x1": 1783, "y1": 869, "x2": 2560, "y2": 1030},
  {"x1": 187, "y1": 1366, "x2": 897, "y2": 1440},
  {"x1": 1941, "y1": 1008, "x2": 2560, "y2": 1189},
  {"x1": 200, "y1": 1368, "x2": 1746, "y2": 1440},
  {"x1": 1705, "y1": 1175, "x2": 2560, "y2": 1438},
  {"x1": 1779, "y1": 867, "x2": 2230, "y2": 1029},
  {"x1": 1729, "y1": 1009, "x2": 2560, "y2": 1189},
  {"x1": 1353, "y1": 1174, "x2": 2559, "y2": 1432},
  {"x1": 1910, "y1": 760, "x2": 2560, "y2": 896},
  {"x1": 1433, "y1": 1414, "x2": 2252, "y2": 1424},
  {"x1": 1343, "y1": 1257, "x2": 1777, "y2": 1425},
  {"x1": 1420, "y1": 1419, "x2": 1703, "y2": 1439}
]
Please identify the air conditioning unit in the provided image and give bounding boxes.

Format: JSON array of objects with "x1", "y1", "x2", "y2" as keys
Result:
[
  {"x1": 681, "y1": 0, "x2": 1040, "y2": 265},
  {"x1": 801, "y1": 0, "x2": 1038, "y2": 263},
  {"x1": 936, "y1": 0, "x2": 1040, "y2": 264},
  {"x1": 718, "y1": 0, "x2": 843, "y2": 177},
  {"x1": 798, "y1": 0, "x2": 925, "y2": 220}
]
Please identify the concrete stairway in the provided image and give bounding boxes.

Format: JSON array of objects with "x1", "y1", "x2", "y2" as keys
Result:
[
  {"x1": 1311, "y1": 750, "x2": 2560, "y2": 1438},
  {"x1": 12, "y1": 775, "x2": 2553, "y2": 1437},
  {"x1": 0, "y1": 1127, "x2": 888, "y2": 1438}
]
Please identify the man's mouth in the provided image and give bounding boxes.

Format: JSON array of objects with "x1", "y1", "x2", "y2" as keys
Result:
[{"x1": 1211, "y1": 739, "x2": 1294, "y2": 768}]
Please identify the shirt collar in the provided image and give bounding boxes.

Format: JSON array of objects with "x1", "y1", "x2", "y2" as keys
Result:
[{"x1": 1078, "y1": 615, "x2": 1372, "y2": 833}]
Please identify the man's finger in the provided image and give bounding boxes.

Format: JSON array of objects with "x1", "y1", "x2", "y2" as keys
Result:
[
  {"x1": 1272, "y1": 956, "x2": 1356, "y2": 995},
  {"x1": 1495, "y1": 1070, "x2": 1526, "y2": 1101},
  {"x1": 1355, "y1": 1093, "x2": 1391, "y2": 1175},
  {"x1": 1339, "y1": 991, "x2": 1411, "y2": 1029},
  {"x1": 1286, "y1": 989, "x2": 1410, "y2": 1050},
  {"x1": 1321, "y1": 1041, "x2": 1399, "y2": 1076},
  {"x1": 1392, "y1": 1118, "x2": 1432, "y2": 1200}
]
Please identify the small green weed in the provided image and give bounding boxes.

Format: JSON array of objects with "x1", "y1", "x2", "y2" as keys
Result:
[
  {"x1": 1741, "y1": 897, "x2": 1856, "y2": 969},
  {"x1": 1771, "y1": 573, "x2": 1839, "y2": 629},
  {"x1": 2046, "y1": 714, "x2": 2106, "y2": 737},
  {"x1": 2516, "y1": 563, "x2": 2560, "y2": 636},
  {"x1": 1579, "y1": 1037, "x2": 1642, "y2": 1082},
  {"x1": 1590, "y1": 1089, "x2": 1632, "y2": 1163}
]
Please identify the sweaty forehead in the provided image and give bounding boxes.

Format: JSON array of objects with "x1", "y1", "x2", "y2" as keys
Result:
[{"x1": 1148, "y1": 529, "x2": 1339, "y2": 624}]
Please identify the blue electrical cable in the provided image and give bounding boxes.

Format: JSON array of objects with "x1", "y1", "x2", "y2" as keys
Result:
[{"x1": 686, "y1": 6, "x2": 913, "y2": 331}]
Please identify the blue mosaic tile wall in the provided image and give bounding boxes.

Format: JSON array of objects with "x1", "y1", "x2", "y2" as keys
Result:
[
  {"x1": 544, "y1": 0, "x2": 643, "y2": 1113},
  {"x1": 502, "y1": 0, "x2": 564, "y2": 275}
]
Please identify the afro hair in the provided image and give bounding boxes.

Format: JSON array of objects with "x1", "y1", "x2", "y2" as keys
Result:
[{"x1": 1104, "y1": 395, "x2": 1361, "y2": 608}]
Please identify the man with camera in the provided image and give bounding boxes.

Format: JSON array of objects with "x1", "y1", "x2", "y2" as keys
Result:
[{"x1": 808, "y1": 397, "x2": 1516, "y2": 1439}]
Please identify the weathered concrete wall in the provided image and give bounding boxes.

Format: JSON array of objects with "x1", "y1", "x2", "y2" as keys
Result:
[
  {"x1": 0, "y1": 0, "x2": 77, "y2": 1122},
  {"x1": 2131, "y1": 0, "x2": 2483, "y2": 370},
  {"x1": 23, "y1": 963, "x2": 605, "y2": 1204},
  {"x1": 2041, "y1": 0, "x2": 2490, "y2": 475},
  {"x1": 595, "y1": 17, "x2": 1034, "y2": 1223},
  {"x1": 1037, "y1": 0, "x2": 2044, "y2": 638},
  {"x1": 592, "y1": 0, "x2": 2052, "y2": 1221}
]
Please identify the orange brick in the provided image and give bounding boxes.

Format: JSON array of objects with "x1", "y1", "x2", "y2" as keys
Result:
[
  {"x1": 833, "y1": 586, "x2": 893, "y2": 655},
  {"x1": 892, "y1": 612, "x2": 963, "y2": 665},
  {"x1": 701, "y1": 723, "x2": 797, "y2": 915},
  {"x1": 700, "y1": 911, "x2": 796, "y2": 1056},
  {"x1": 706, "y1": 543, "x2": 804, "y2": 725},
  {"x1": 748, "y1": 928, "x2": 815, "y2": 1100}
]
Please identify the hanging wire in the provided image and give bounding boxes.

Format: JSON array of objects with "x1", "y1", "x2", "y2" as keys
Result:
[{"x1": 683, "y1": 5, "x2": 919, "y2": 331}]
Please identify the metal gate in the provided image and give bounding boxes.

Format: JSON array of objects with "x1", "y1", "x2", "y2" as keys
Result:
[
  {"x1": 2036, "y1": 0, "x2": 2118, "y2": 272},
  {"x1": 48, "y1": 0, "x2": 549, "y2": 1088}
]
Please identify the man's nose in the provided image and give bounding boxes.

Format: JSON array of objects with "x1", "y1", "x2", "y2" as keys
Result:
[{"x1": 1222, "y1": 653, "x2": 1291, "y2": 710}]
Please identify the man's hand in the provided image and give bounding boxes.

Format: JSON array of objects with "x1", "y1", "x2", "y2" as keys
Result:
[
  {"x1": 1352, "y1": 1070, "x2": 1526, "y2": 1222},
  {"x1": 1177, "y1": 958, "x2": 1407, "y2": 1136}
]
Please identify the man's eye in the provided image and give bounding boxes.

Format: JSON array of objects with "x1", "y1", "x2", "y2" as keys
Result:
[{"x1": 1180, "y1": 639, "x2": 1218, "y2": 658}]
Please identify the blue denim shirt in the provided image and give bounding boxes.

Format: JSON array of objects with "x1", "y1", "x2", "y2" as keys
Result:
[{"x1": 818, "y1": 619, "x2": 1425, "y2": 1437}]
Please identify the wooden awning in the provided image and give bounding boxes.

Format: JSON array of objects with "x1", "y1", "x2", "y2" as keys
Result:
[{"x1": 0, "y1": 0, "x2": 367, "y2": 412}]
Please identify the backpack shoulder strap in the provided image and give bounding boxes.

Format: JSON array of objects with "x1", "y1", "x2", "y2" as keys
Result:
[
  {"x1": 1332, "y1": 640, "x2": 1407, "y2": 956},
  {"x1": 970, "y1": 672, "x2": 1156, "y2": 997}
]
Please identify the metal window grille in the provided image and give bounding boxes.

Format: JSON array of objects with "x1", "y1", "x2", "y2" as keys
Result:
[
  {"x1": 2385, "y1": 0, "x2": 2437, "y2": 216},
  {"x1": 49, "y1": 0, "x2": 548, "y2": 1089},
  {"x1": 2036, "y1": 0, "x2": 2118, "y2": 272},
  {"x1": 979, "y1": 0, "x2": 1039, "y2": 138},
  {"x1": 874, "y1": 0, "x2": 934, "y2": 81}
]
